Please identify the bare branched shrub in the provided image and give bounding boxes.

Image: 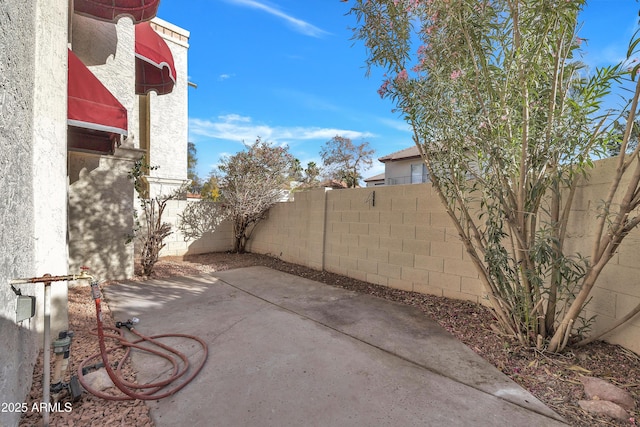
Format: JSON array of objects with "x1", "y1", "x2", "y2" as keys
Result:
[{"x1": 128, "y1": 158, "x2": 186, "y2": 276}]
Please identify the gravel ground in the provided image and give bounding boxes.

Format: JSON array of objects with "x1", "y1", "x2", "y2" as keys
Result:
[{"x1": 20, "y1": 252, "x2": 639, "y2": 426}]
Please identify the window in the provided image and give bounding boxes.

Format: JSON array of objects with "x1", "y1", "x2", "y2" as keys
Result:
[{"x1": 411, "y1": 163, "x2": 428, "y2": 184}]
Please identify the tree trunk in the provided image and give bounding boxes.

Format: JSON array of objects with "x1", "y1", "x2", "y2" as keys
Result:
[
  {"x1": 232, "y1": 217, "x2": 247, "y2": 253},
  {"x1": 547, "y1": 258, "x2": 608, "y2": 352}
]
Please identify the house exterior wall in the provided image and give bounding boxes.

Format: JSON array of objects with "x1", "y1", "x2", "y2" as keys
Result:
[
  {"x1": 33, "y1": 0, "x2": 71, "y2": 340},
  {"x1": 147, "y1": 19, "x2": 190, "y2": 198},
  {"x1": 68, "y1": 16, "x2": 189, "y2": 279},
  {"x1": 246, "y1": 158, "x2": 640, "y2": 354},
  {"x1": 68, "y1": 150, "x2": 139, "y2": 279},
  {"x1": 68, "y1": 14, "x2": 142, "y2": 280},
  {"x1": 365, "y1": 179, "x2": 385, "y2": 187},
  {"x1": 0, "y1": 1, "x2": 69, "y2": 425},
  {"x1": 384, "y1": 158, "x2": 427, "y2": 185}
]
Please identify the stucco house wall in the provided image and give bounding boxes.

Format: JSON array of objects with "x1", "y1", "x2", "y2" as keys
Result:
[
  {"x1": 376, "y1": 146, "x2": 430, "y2": 185},
  {"x1": 68, "y1": 17, "x2": 190, "y2": 279},
  {"x1": 68, "y1": 14, "x2": 141, "y2": 280},
  {"x1": 1, "y1": 3, "x2": 189, "y2": 423},
  {"x1": 67, "y1": 150, "x2": 139, "y2": 280},
  {"x1": 384, "y1": 158, "x2": 428, "y2": 185},
  {"x1": 0, "y1": 1, "x2": 69, "y2": 425},
  {"x1": 146, "y1": 19, "x2": 190, "y2": 199}
]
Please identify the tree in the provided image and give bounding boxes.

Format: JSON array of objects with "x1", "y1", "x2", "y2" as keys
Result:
[
  {"x1": 219, "y1": 138, "x2": 296, "y2": 253},
  {"x1": 320, "y1": 136, "x2": 374, "y2": 187},
  {"x1": 290, "y1": 158, "x2": 304, "y2": 182},
  {"x1": 608, "y1": 113, "x2": 640, "y2": 156},
  {"x1": 304, "y1": 161, "x2": 322, "y2": 185},
  {"x1": 187, "y1": 142, "x2": 203, "y2": 194},
  {"x1": 352, "y1": 0, "x2": 640, "y2": 352},
  {"x1": 128, "y1": 159, "x2": 185, "y2": 276},
  {"x1": 200, "y1": 173, "x2": 221, "y2": 201}
]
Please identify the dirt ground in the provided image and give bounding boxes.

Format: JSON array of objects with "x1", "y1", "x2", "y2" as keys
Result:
[{"x1": 20, "y1": 252, "x2": 639, "y2": 426}]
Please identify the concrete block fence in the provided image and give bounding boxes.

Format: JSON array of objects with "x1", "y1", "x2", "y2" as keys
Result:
[
  {"x1": 165, "y1": 158, "x2": 640, "y2": 354},
  {"x1": 159, "y1": 199, "x2": 233, "y2": 257},
  {"x1": 247, "y1": 184, "x2": 484, "y2": 304}
]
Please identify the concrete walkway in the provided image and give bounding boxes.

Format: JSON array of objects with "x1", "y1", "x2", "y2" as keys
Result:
[{"x1": 105, "y1": 266, "x2": 567, "y2": 426}]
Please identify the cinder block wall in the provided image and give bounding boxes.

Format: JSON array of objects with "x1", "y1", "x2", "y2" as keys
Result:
[
  {"x1": 326, "y1": 184, "x2": 483, "y2": 302},
  {"x1": 248, "y1": 190, "x2": 326, "y2": 270},
  {"x1": 247, "y1": 158, "x2": 640, "y2": 354},
  {"x1": 159, "y1": 199, "x2": 233, "y2": 257},
  {"x1": 561, "y1": 157, "x2": 640, "y2": 352},
  {"x1": 247, "y1": 185, "x2": 483, "y2": 303}
]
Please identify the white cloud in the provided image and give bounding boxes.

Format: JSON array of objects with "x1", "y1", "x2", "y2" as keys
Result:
[
  {"x1": 218, "y1": 73, "x2": 235, "y2": 81},
  {"x1": 189, "y1": 114, "x2": 375, "y2": 145},
  {"x1": 219, "y1": 114, "x2": 251, "y2": 123},
  {"x1": 362, "y1": 162, "x2": 385, "y2": 180},
  {"x1": 224, "y1": 0, "x2": 329, "y2": 37}
]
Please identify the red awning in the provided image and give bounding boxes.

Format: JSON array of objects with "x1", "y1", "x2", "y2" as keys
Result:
[
  {"x1": 74, "y1": 0, "x2": 160, "y2": 23},
  {"x1": 135, "y1": 22, "x2": 176, "y2": 95},
  {"x1": 68, "y1": 49, "x2": 128, "y2": 137}
]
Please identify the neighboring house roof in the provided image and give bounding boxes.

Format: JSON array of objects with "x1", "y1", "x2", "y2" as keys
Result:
[
  {"x1": 378, "y1": 146, "x2": 421, "y2": 162},
  {"x1": 364, "y1": 173, "x2": 385, "y2": 182},
  {"x1": 320, "y1": 179, "x2": 350, "y2": 189}
]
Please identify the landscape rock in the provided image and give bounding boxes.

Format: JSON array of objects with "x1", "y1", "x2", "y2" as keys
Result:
[
  {"x1": 580, "y1": 376, "x2": 636, "y2": 411},
  {"x1": 577, "y1": 400, "x2": 630, "y2": 421},
  {"x1": 82, "y1": 368, "x2": 115, "y2": 392}
]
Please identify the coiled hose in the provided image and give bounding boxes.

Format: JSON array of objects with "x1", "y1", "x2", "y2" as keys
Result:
[{"x1": 77, "y1": 282, "x2": 208, "y2": 400}]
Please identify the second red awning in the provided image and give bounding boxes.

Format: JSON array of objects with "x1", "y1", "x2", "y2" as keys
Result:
[{"x1": 135, "y1": 22, "x2": 177, "y2": 95}]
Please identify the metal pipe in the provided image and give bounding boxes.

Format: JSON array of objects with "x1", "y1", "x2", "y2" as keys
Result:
[
  {"x1": 43, "y1": 277, "x2": 51, "y2": 427},
  {"x1": 10, "y1": 270, "x2": 95, "y2": 285},
  {"x1": 8, "y1": 269, "x2": 95, "y2": 427}
]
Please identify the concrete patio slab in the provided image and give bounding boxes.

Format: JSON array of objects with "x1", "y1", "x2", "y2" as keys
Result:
[{"x1": 104, "y1": 266, "x2": 567, "y2": 427}]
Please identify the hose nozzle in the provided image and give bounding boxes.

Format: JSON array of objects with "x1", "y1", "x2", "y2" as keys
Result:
[{"x1": 115, "y1": 318, "x2": 139, "y2": 330}]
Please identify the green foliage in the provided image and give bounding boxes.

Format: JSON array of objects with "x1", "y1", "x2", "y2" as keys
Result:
[
  {"x1": 607, "y1": 112, "x2": 640, "y2": 156},
  {"x1": 187, "y1": 142, "x2": 203, "y2": 194},
  {"x1": 200, "y1": 174, "x2": 221, "y2": 201},
  {"x1": 304, "y1": 161, "x2": 322, "y2": 185},
  {"x1": 351, "y1": 0, "x2": 640, "y2": 351},
  {"x1": 128, "y1": 157, "x2": 158, "y2": 198}
]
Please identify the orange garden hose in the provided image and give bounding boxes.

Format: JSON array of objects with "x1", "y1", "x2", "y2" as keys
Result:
[{"x1": 78, "y1": 281, "x2": 208, "y2": 400}]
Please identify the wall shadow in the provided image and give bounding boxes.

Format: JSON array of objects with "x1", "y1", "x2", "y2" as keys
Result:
[{"x1": 68, "y1": 151, "x2": 136, "y2": 281}]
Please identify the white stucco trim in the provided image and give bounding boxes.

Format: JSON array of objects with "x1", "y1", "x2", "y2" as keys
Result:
[
  {"x1": 152, "y1": 17, "x2": 190, "y2": 47},
  {"x1": 68, "y1": 120, "x2": 128, "y2": 135}
]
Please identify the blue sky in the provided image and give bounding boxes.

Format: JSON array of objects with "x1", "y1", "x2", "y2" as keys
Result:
[{"x1": 156, "y1": 0, "x2": 640, "y2": 181}]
